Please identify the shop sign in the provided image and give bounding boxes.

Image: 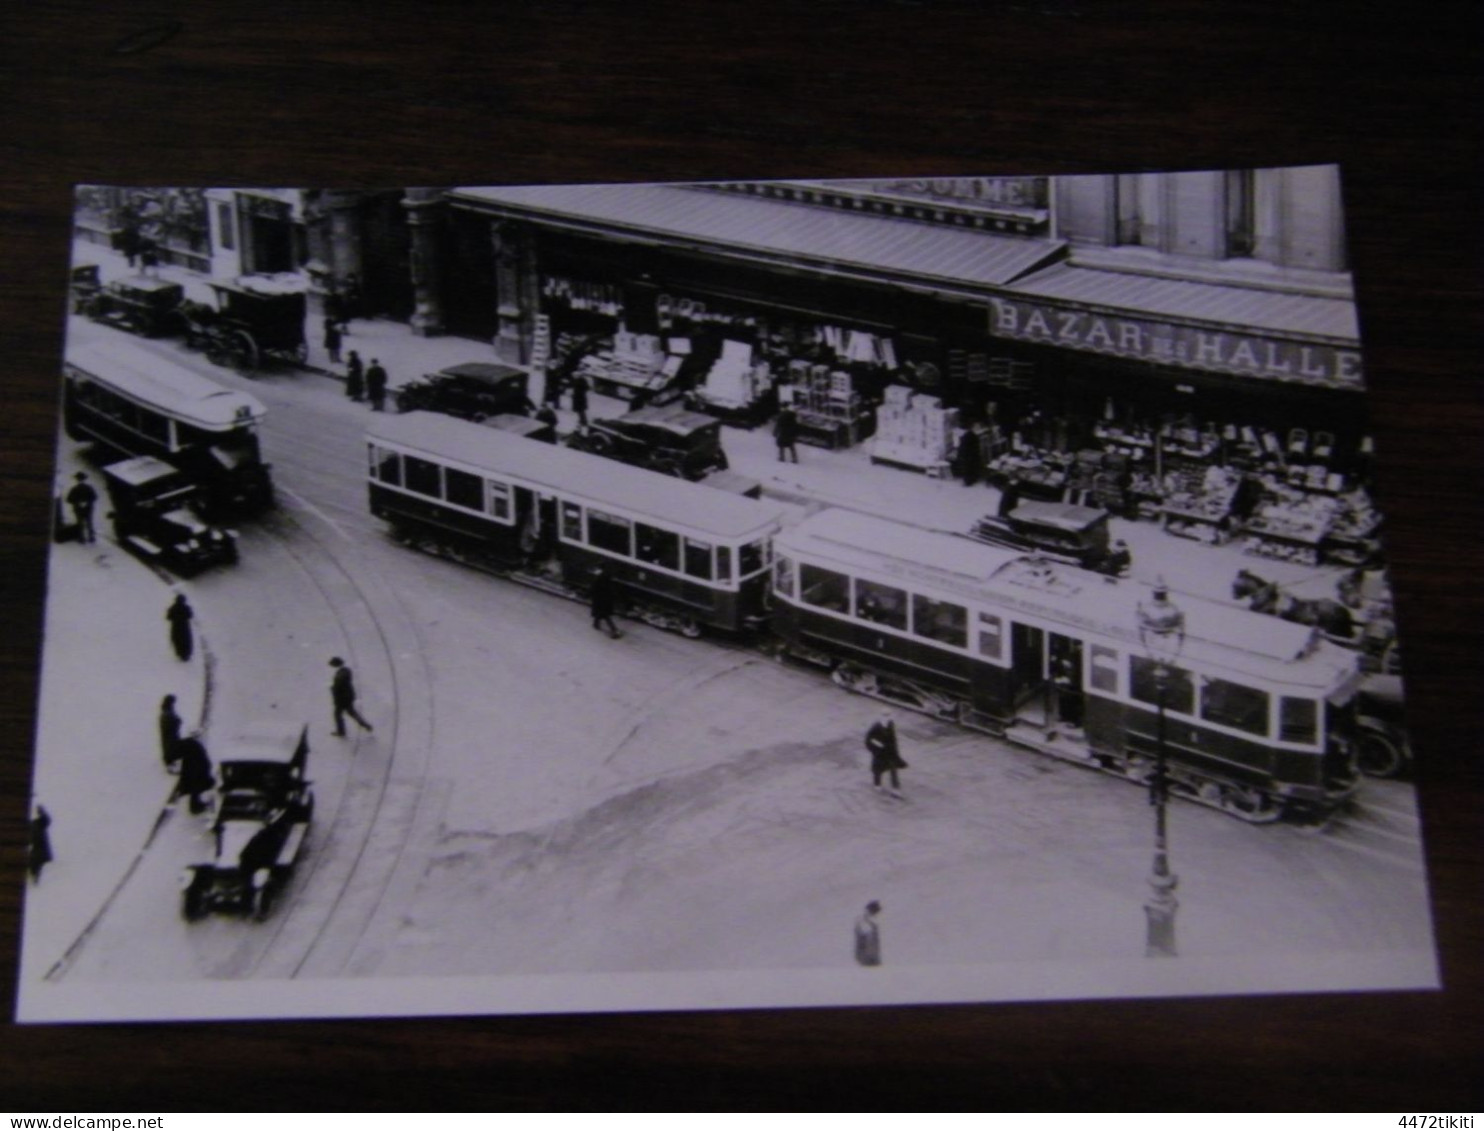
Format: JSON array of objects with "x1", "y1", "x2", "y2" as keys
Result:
[{"x1": 987, "y1": 296, "x2": 1363, "y2": 389}]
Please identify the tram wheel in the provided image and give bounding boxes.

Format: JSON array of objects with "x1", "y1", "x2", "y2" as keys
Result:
[
  {"x1": 228, "y1": 332, "x2": 260, "y2": 374},
  {"x1": 678, "y1": 617, "x2": 703, "y2": 639},
  {"x1": 292, "y1": 341, "x2": 309, "y2": 366},
  {"x1": 1357, "y1": 730, "x2": 1404, "y2": 778}
]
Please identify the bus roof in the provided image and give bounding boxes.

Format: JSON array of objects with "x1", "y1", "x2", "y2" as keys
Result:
[
  {"x1": 369, "y1": 411, "x2": 789, "y2": 540},
  {"x1": 65, "y1": 340, "x2": 266, "y2": 431}
]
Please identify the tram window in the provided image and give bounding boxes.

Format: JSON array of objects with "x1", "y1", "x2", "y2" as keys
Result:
[
  {"x1": 404, "y1": 455, "x2": 442, "y2": 498},
  {"x1": 855, "y1": 579, "x2": 907, "y2": 630},
  {"x1": 717, "y1": 546, "x2": 733, "y2": 582},
  {"x1": 1129, "y1": 656, "x2": 1195, "y2": 714},
  {"x1": 977, "y1": 612, "x2": 1003, "y2": 659},
  {"x1": 374, "y1": 448, "x2": 402, "y2": 487},
  {"x1": 1201, "y1": 678, "x2": 1270, "y2": 737},
  {"x1": 1280, "y1": 697, "x2": 1318, "y2": 744},
  {"x1": 912, "y1": 595, "x2": 967, "y2": 648},
  {"x1": 487, "y1": 480, "x2": 511, "y2": 520},
  {"x1": 739, "y1": 540, "x2": 765, "y2": 576},
  {"x1": 636, "y1": 524, "x2": 680, "y2": 571},
  {"x1": 1089, "y1": 644, "x2": 1119, "y2": 693},
  {"x1": 560, "y1": 502, "x2": 582, "y2": 541},
  {"x1": 587, "y1": 509, "x2": 633, "y2": 557},
  {"x1": 773, "y1": 553, "x2": 795, "y2": 598},
  {"x1": 445, "y1": 467, "x2": 483, "y2": 512},
  {"x1": 801, "y1": 564, "x2": 850, "y2": 612},
  {"x1": 684, "y1": 537, "x2": 714, "y2": 580},
  {"x1": 177, "y1": 422, "x2": 212, "y2": 450}
]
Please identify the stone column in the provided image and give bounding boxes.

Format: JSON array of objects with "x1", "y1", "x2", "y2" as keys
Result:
[
  {"x1": 404, "y1": 187, "x2": 447, "y2": 337},
  {"x1": 490, "y1": 220, "x2": 534, "y2": 365}
]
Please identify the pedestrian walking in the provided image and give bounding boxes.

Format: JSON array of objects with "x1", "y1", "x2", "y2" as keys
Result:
[
  {"x1": 773, "y1": 404, "x2": 800, "y2": 463},
  {"x1": 139, "y1": 240, "x2": 160, "y2": 277},
  {"x1": 345, "y1": 350, "x2": 365, "y2": 401},
  {"x1": 328, "y1": 656, "x2": 374, "y2": 737},
  {"x1": 172, "y1": 734, "x2": 215, "y2": 814},
  {"x1": 66, "y1": 471, "x2": 98, "y2": 544},
  {"x1": 159, "y1": 693, "x2": 184, "y2": 771},
  {"x1": 323, "y1": 316, "x2": 343, "y2": 364},
  {"x1": 29, "y1": 805, "x2": 53, "y2": 883},
  {"x1": 568, "y1": 373, "x2": 590, "y2": 428},
  {"x1": 865, "y1": 709, "x2": 908, "y2": 795},
  {"x1": 853, "y1": 900, "x2": 882, "y2": 966},
  {"x1": 589, "y1": 564, "x2": 621, "y2": 638},
  {"x1": 166, "y1": 593, "x2": 195, "y2": 662},
  {"x1": 366, "y1": 358, "x2": 389, "y2": 412}
]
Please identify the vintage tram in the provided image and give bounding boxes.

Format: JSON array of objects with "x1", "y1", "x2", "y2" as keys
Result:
[
  {"x1": 63, "y1": 339, "x2": 275, "y2": 516},
  {"x1": 771, "y1": 508, "x2": 1362, "y2": 822},
  {"x1": 367, "y1": 411, "x2": 790, "y2": 636}
]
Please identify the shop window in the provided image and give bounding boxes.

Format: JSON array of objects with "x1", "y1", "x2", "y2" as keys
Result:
[
  {"x1": 1129, "y1": 656, "x2": 1195, "y2": 715},
  {"x1": 855, "y1": 578, "x2": 907, "y2": 631},
  {"x1": 587, "y1": 509, "x2": 632, "y2": 557},
  {"x1": 636, "y1": 523, "x2": 680, "y2": 571},
  {"x1": 773, "y1": 553, "x2": 795, "y2": 599},
  {"x1": 716, "y1": 546, "x2": 732, "y2": 582},
  {"x1": 445, "y1": 467, "x2": 482, "y2": 512},
  {"x1": 911, "y1": 595, "x2": 967, "y2": 648},
  {"x1": 1089, "y1": 644, "x2": 1119, "y2": 694},
  {"x1": 560, "y1": 501, "x2": 582, "y2": 542},
  {"x1": 1280, "y1": 697, "x2": 1318, "y2": 745},
  {"x1": 217, "y1": 202, "x2": 235, "y2": 251},
  {"x1": 684, "y1": 537, "x2": 714, "y2": 581},
  {"x1": 404, "y1": 455, "x2": 441, "y2": 498},
  {"x1": 1201, "y1": 677, "x2": 1269, "y2": 737},
  {"x1": 977, "y1": 612, "x2": 1004, "y2": 660},
  {"x1": 739, "y1": 539, "x2": 766, "y2": 576},
  {"x1": 372, "y1": 446, "x2": 401, "y2": 486},
  {"x1": 800, "y1": 564, "x2": 850, "y2": 613}
]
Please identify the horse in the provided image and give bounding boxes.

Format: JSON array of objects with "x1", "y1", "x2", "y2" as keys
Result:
[{"x1": 1232, "y1": 568, "x2": 1357, "y2": 641}]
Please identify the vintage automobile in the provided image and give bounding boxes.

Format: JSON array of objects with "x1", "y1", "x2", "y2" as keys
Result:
[
  {"x1": 69, "y1": 264, "x2": 103, "y2": 314},
  {"x1": 101, "y1": 455, "x2": 238, "y2": 576},
  {"x1": 84, "y1": 277, "x2": 187, "y2": 337},
  {"x1": 183, "y1": 281, "x2": 308, "y2": 372},
  {"x1": 181, "y1": 722, "x2": 314, "y2": 921},
  {"x1": 395, "y1": 362, "x2": 534, "y2": 421},
  {"x1": 969, "y1": 499, "x2": 1125, "y2": 576},
  {"x1": 567, "y1": 403, "x2": 730, "y2": 481}
]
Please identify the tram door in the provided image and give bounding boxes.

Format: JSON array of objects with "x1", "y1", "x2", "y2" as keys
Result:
[
  {"x1": 1010, "y1": 622, "x2": 1046, "y2": 716},
  {"x1": 514, "y1": 488, "x2": 557, "y2": 566}
]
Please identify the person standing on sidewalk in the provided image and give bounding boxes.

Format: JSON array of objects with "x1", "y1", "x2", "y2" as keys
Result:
[
  {"x1": 568, "y1": 372, "x2": 590, "y2": 428},
  {"x1": 159, "y1": 694, "x2": 184, "y2": 771},
  {"x1": 774, "y1": 404, "x2": 800, "y2": 463},
  {"x1": 323, "y1": 316, "x2": 344, "y2": 365},
  {"x1": 172, "y1": 734, "x2": 215, "y2": 814},
  {"x1": 853, "y1": 900, "x2": 882, "y2": 966},
  {"x1": 366, "y1": 359, "x2": 389, "y2": 412},
  {"x1": 589, "y1": 564, "x2": 621, "y2": 639},
  {"x1": 865, "y1": 709, "x2": 908, "y2": 796},
  {"x1": 66, "y1": 472, "x2": 97, "y2": 544},
  {"x1": 328, "y1": 656, "x2": 374, "y2": 737},
  {"x1": 29, "y1": 805, "x2": 53, "y2": 883},
  {"x1": 166, "y1": 593, "x2": 195, "y2": 662},
  {"x1": 345, "y1": 350, "x2": 365, "y2": 401}
]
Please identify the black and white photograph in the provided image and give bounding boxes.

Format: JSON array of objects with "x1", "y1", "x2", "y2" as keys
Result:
[{"x1": 17, "y1": 171, "x2": 1440, "y2": 1023}]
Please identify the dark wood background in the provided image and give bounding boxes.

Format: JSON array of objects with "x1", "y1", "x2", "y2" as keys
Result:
[{"x1": 2, "y1": 0, "x2": 1479, "y2": 1111}]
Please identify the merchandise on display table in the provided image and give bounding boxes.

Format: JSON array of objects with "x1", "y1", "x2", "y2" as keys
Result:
[
  {"x1": 1242, "y1": 488, "x2": 1341, "y2": 566},
  {"x1": 794, "y1": 362, "x2": 867, "y2": 450},
  {"x1": 690, "y1": 338, "x2": 772, "y2": 420},
  {"x1": 868, "y1": 384, "x2": 957, "y2": 475},
  {"x1": 1161, "y1": 464, "x2": 1244, "y2": 545},
  {"x1": 985, "y1": 451, "x2": 1071, "y2": 500},
  {"x1": 576, "y1": 328, "x2": 687, "y2": 405}
]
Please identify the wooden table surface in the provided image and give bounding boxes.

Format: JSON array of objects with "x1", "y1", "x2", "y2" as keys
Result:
[{"x1": 2, "y1": 0, "x2": 1479, "y2": 1111}]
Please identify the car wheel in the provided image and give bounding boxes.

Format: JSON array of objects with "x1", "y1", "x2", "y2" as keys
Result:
[
  {"x1": 228, "y1": 332, "x2": 260, "y2": 374},
  {"x1": 1358, "y1": 729, "x2": 1404, "y2": 778}
]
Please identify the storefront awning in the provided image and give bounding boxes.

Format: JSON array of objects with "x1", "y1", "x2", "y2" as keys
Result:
[{"x1": 449, "y1": 184, "x2": 1065, "y2": 292}]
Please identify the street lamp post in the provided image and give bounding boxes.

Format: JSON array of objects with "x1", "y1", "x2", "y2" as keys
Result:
[{"x1": 1137, "y1": 578, "x2": 1186, "y2": 958}]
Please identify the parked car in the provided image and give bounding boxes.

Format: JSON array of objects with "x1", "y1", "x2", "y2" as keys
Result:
[
  {"x1": 84, "y1": 278, "x2": 186, "y2": 337},
  {"x1": 568, "y1": 403, "x2": 730, "y2": 481},
  {"x1": 395, "y1": 362, "x2": 534, "y2": 421},
  {"x1": 181, "y1": 722, "x2": 314, "y2": 921},
  {"x1": 969, "y1": 499, "x2": 1124, "y2": 576},
  {"x1": 101, "y1": 455, "x2": 238, "y2": 576},
  {"x1": 183, "y1": 282, "x2": 308, "y2": 372},
  {"x1": 69, "y1": 264, "x2": 103, "y2": 314}
]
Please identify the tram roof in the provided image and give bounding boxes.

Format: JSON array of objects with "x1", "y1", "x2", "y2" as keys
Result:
[
  {"x1": 368, "y1": 411, "x2": 789, "y2": 539},
  {"x1": 779, "y1": 509, "x2": 1349, "y2": 685},
  {"x1": 65, "y1": 340, "x2": 266, "y2": 430}
]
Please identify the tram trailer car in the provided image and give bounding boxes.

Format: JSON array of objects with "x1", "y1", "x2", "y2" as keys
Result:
[
  {"x1": 771, "y1": 509, "x2": 1362, "y2": 822},
  {"x1": 367, "y1": 411, "x2": 788, "y2": 637},
  {"x1": 64, "y1": 340, "x2": 274, "y2": 517}
]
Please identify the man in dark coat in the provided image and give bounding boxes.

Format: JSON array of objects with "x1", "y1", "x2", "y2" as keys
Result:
[
  {"x1": 166, "y1": 593, "x2": 194, "y2": 662},
  {"x1": 953, "y1": 426, "x2": 983, "y2": 487},
  {"x1": 172, "y1": 734, "x2": 215, "y2": 814},
  {"x1": 774, "y1": 404, "x2": 800, "y2": 463},
  {"x1": 159, "y1": 693, "x2": 183, "y2": 771},
  {"x1": 344, "y1": 350, "x2": 365, "y2": 401},
  {"x1": 66, "y1": 471, "x2": 98, "y2": 544},
  {"x1": 328, "y1": 656, "x2": 374, "y2": 737},
  {"x1": 589, "y1": 564, "x2": 621, "y2": 638},
  {"x1": 323, "y1": 316, "x2": 343, "y2": 364},
  {"x1": 865, "y1": 709, "x2": 908, "y2": 795},
  {"x1": 853, "y1": 900, "x2": 882, "y2": 966},
  {"x1": 29, "y1": 805, "x2": 53, "y2": 883},
  {"x1": 365, "y1": 359, "x2": 389, "y2": 412},
  {"x1": 568, "y1": 373, "x2": 590, "y2": 428}
]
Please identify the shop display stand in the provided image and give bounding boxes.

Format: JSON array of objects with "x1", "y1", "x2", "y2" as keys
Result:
[
  {"x1": 795, "y1": 363, "x2": 866, "y2": 449},
  {"x1": 869, "y1": 384, "x2": 956, "y2": 475}
]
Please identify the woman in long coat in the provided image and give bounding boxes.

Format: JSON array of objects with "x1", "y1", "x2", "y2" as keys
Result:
[
  {"x1": 159, "y1": 694, "x2": 183, "y2": 770},
  {"x1": 173, "y1": 734, "x2": 215, "y2": 814}
]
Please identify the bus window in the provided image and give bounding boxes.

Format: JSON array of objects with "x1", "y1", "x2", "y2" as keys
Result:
[
  {"x1": 773, "y1": 553, "x2": 795, "y2": 599},
  {"x1": 1129, "y1": 655, "x2": 1195, "y2": 715},
  {"x1": 684, "y1": 537, "x2": 714, "y2": 580},
  {"x1": 977, "y1": 612, "x2": 1003, "y2": 660},
  {"x1": 404, "y1": 455, "x2": 442, "y2": 498},
  {"x1": 1200, "y1": 678, "x2": 1270, "y2": 737},
  {"x1": 636, "y1": 524, "x2": 680, "y2": 571},
  {"x1": 855, "y1": 579, "x2": 907, "y2": 630},
  {"x1": 717, "y1": 546, "x2": 732, "y2": 582},
  {"x1": 800, "y1": 564, "x2": 850, "y2": 613},
  {"x1": 445, "y1": 467, "x2": 483, "y2": 511},
  {"x1": 1280, "y1": 697, "x2": 1318, "y2": 744},
  {"x1": 373, "y1": 447, "x2": 402, "y2": 487},
  {"x1": 1089, "y1": 644, "x2": 1119, "y2": 693},
  {"x1": 739, "y1": 540, "x2": 765, "y2": 576},
  {"x1": 560, "y1": 501, "x2": 582, "y2": 541},
  {"x1": 587, "y1": 509, "x2": 633, "y2": 557},
  {"x1": 911, "y1": 594, "x2": 966, "y2": 648}
]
